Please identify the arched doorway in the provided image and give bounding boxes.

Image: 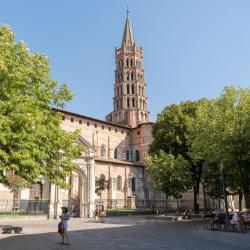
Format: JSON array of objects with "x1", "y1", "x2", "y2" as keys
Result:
[{"x1": 68, "y1": 168, "x2": 88, "y2": 217}]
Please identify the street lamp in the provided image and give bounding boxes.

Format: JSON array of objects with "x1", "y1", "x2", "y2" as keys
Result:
[{"x1": 220, "y1": 162, "x2": 229, "y2": 219}]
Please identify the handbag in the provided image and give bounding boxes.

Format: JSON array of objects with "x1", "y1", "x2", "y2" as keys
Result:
[{"x1": 58, "y1": 222, "x2": 63, "y2": 234}]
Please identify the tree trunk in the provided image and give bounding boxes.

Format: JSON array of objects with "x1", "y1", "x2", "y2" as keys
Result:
[
  {"x1": 238, "y1": 190, "x2": 243, "y2": 211},
  {"x1": 202, "y1": 181, "x2": 207, "y2": 214},
  {"x1": 193, "y1": 185, "x2": 200, "y2": 214},
  {"x1": 165, "y1": 198, "x2": 168, "y2": 215},
  {"x1": 177, "y1": 199, "x2": 181, "y2": 215}
]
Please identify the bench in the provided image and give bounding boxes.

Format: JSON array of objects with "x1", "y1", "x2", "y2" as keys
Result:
[{"x1": 1, "y1": 225, "x2": 23, "y2": 234}]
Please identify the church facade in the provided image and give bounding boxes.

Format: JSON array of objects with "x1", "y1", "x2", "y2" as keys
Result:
[
  {"x1": 1, "y1": 13, "x2": 242, "y2": 217},
  {"x1": 0, "y1": 13, "x2": 161, "y2": 218}
]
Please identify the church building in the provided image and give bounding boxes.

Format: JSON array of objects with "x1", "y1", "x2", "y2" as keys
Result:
[{"x1": 0, "y1": 13, "x2": 160, "y2": 218}]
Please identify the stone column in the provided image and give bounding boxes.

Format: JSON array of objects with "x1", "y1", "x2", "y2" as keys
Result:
[{"x1": 88, "y1": 158, "x2": 95, "y2": 217}]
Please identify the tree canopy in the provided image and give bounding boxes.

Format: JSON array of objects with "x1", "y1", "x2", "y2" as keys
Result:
[{"x1": 0, "y1": 25, "x2": 84, "y2": 188}]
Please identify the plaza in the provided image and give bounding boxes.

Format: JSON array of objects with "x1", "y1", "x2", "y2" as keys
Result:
[{"x1": 0, "y1": 216, "x2": 249, "y2": 250}]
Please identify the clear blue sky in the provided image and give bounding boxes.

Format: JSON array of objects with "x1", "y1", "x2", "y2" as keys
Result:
[{"x1": 1, "y1": 0, "x2": 250, "y2": 121}]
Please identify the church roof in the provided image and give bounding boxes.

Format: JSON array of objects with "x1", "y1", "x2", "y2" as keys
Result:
[{"x1": 121, "y1": 11, "x2": 135, "y2": 46}]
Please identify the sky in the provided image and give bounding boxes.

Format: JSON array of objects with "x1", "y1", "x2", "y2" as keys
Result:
[{"x1": 1, "y1": 0, "x2": 250, "y2": 121}]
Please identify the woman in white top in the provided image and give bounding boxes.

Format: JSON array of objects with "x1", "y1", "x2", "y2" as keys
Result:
[{"x1": 59, "y1": 207, "x2": 70, "y2": 245}]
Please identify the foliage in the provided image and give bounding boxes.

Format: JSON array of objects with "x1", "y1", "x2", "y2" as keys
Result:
[
  {"x1": 5, "y1": 174, "x2": 31, "y2": 196},
  {"x1": 192, "y1": 86, "x2": 250, "y2": 208},
  {"x1": 145, "y1": 151, "x2": 190, "y2": 199},
  {"x1": 95, "y1": 174, "x2": 108, "y2": 199},
  {"x1": 149, "y1": 100, "x2": 205, "y2": 213},
  {"x1": 0, "y1": 25, "x2": 84, "y2": 188}
]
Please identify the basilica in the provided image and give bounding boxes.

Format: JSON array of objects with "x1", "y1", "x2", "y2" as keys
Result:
[
  {"x1": 0, "y1": 13, "x2": 162, "y2": 218},
  {"x1": 0, "y1": 13, "x2": 242, "y2": 217}
]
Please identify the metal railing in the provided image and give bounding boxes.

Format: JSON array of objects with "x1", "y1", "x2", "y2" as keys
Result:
[{"x1": 0, "y1": 199, "x2": 48, "y2": 215}]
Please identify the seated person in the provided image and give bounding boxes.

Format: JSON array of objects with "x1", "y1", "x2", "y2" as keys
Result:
[
  {"x1": 243, "y1": 209, "x2": 250, "y2": 224},
  {"x1": 214, "y1": 211, "x2": 226, "y2": 223},
  {"x1": 230, "y1": 212, "x2": 243, "y2": 232},
  {"x1": 182, "y1": 209, "x2": 190, "y2": 220}
]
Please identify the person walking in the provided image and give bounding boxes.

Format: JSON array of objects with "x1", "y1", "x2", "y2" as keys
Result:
[{"x1": 59, "y1": 207, "x2": 70, "y2": 245}]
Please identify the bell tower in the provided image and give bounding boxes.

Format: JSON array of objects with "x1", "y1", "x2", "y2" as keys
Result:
[{"x1": 106, "y1": 11, "x2": 150, "y2": 128}]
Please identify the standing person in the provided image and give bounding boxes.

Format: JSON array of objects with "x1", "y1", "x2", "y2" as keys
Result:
[
  {"x1": 59, "y1": 207, "x2": 70, "y2": 245},
  {"x1": 95, "y1": 206, "x2": 100, "y2": 223},
  {"x1": 100, "y1": 205, "x2": 105, "y2": 223}
]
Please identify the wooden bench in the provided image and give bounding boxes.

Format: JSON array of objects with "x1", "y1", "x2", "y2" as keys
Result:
[{"x1": 1, "y1": 225, "x2": 23, "y2": 234}]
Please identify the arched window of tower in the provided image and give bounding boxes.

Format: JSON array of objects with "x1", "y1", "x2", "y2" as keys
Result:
[
  {"x1": 126, "y1": 58, "x2": 129, "y2": 67},
  {"x1": 132, "y1": 84, "x2": 135, "y2": 94},
  {"x1": 127, "y1": 84, "x2": 130, "y2": 94},
  {"x1": 127, "y1": 98, "x2": 130, "y2": 108},
  {"x1": 140, "y1": 98, "x2": 142, "y2": 109},
  {"x1": 130, "y1": 58, "x2": 133, "y2": 67},
  {"x1": 143, "y1": 100, "x2": 146, "y2": 109},
  {"x1": 132, "y1": 98, "x2": 135, "y2": 107},
  {"x1": 116, "y1": 100, "x2": 118, "y2": 110},
  {"x1": 117, "y1": 74, "x2": 120, "y2": 83},
  {"x1": 142, "y1": 87, "x2": 144, "y2": 97},
  {"x1": 131, "y1": 72, "x2": 134, "y2": 81},
  {"x1": 126, "y1": 72, "x2": 129, "y2": 81}
]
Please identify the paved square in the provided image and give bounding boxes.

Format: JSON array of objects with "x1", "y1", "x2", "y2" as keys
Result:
[{"x1": 0, "y1": 216, "x2": 249, "y2": 250}]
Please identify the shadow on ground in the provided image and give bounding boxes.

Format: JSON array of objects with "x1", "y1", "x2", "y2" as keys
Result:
[{"x1": 0, "y1": 220, "x2": 249, "y2": 250}]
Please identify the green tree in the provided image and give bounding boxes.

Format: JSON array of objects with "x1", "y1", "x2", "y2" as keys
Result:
[
  {"x1": 150, "y1": 101, "x2": 205, "y2": 213},
  {"x1": 192, "y1": 87, "x2": 250, "y2": 208},
  {"x1": 145, "y1": 151, "x2": 190, "y2": 213},
  {"x1": 95, "y1": 174, "x2": 108, "y2": 200},
  {"x1": 5, "y1": 173, "x2": 31, "y2": 199},
  {"x1": 0, "y1": 25, "x2": 84, "y2": 188}
]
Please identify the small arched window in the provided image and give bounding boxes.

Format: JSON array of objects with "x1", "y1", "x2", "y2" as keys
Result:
[
  {"x1": 100, "y1": 144, "x2": 106, "y2": 157},
  {"x1": 135, "y1": 150, "x2": 140, "y2": 162},
  {"x1": 127, "y1": 72, "x2": 130, "y2": 81},
  {"x1": 143, "y1": 100, "x2": 146, "y2": 109},
  {"x1": 126, "y1": 150, "x2": 130, "y2": 161},
  {"x1": 131, "y1": 72, "x2": 134, "y2": 81},
  {"x1": 114, "y1": 148, "x2": 118, "y2": 159},
  {"x1": 127, "y1": 84, "x2": 130, "y2": 94},
  {"x1": 116, "y1": 100, "x2": 118, "y2": 110},
  {"x1": 127, "y1": 98, "x2": 130, "y2": 108},
  {"x1": 126, "y1": 58, "x2": 129, "y2": 67},
  {"x1": 132, "y1": 98, "x2": 135, "y2": 107},
  {"x1": 131, "y1": 84, "x2": 135, "y2": 94},
  {"x1": 130, "y1": 58, "x2": 133, "y2": 67},
  {"x1": 131, "y1": 177, "x2": 136, "y2": 191},
  {"x1": 117, "y1": 176, "x2": 122, "y2": 191}
]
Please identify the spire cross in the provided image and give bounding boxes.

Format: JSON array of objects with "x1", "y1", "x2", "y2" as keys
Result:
[{"x1": 127, "y1": 6, "x2": 129, "y2": 17}]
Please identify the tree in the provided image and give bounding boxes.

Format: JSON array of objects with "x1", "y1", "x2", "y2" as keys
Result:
[
  {"x1": 95, "y1": 174, "x2": 108, "y2": 200},
  {"x1": 0, "y1": 25, "x2": 84, "y2": 188},
  {"x1": 5, "y1": 173, "x2": 31, "y2": 199},
  {"x1": 192, "y1": 87, "x2": 250, "y2": 208},
  {"x1": 149, "y1": 101, "x2": 206, "y2": 213},
  {"x1": 145, "y1": 151, "x2": 190, "y2": 213}
]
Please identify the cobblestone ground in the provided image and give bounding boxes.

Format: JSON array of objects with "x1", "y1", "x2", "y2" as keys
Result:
[{"x1": 0, "y1": 216, "x2": 249, "y2": 250}]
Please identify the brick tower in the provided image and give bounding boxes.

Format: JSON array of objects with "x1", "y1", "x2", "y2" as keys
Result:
[{"x1": 106, "y1": 11, "x2": 150, "y2": 128}]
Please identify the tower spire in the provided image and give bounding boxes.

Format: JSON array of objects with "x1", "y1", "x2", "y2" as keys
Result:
[{"x1": 121, "y1": 9, "x2": 135, "y2": 46}]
